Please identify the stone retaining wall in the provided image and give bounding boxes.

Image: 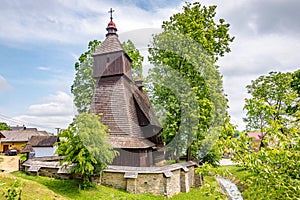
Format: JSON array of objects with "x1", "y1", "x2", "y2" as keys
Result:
[
  {"x1": 22, "y1": 158, "x2": 200, "y2": 197},
  {"x1": 100, "y1": 161, "x2": 198, "y2": 197}
]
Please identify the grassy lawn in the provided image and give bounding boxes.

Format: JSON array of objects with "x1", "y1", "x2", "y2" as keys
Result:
[
  {"x1": 0, "y1": 171, "x2": 226, "y2": 200},
  {"x1": 171, "y1": 176, "x2": 225, "y2": 200},
  {"x1": 0, "y1": 173, "x2": 65, "y2": 200}
]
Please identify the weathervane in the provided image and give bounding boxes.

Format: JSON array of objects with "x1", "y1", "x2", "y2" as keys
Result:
[{"x1": 108, "y1": 8, "x2": 115, "y2": 21}]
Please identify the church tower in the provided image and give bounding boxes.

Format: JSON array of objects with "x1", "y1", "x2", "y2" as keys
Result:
[
  {"x1": 91, "y1": 10, "x2": 164, "y2": 167},
  {"x1": 93, "y1": 10, "x2": 132, "y2": 80}
]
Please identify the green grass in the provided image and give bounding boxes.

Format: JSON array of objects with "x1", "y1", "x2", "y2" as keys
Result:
[
  {"x1": 0, "y1": 171, "x2": 226, "y2": 200},
  {"x1": 0, "y1": 173, "x2": 65, "y2": 200},
  {"x1": 171, "y1": 176, "x2": 225, "y2": 200}
]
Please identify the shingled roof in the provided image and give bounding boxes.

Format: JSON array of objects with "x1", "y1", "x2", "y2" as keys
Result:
[
  {"x1": 10, "y1": 126, "x2": 37, "y2": 131},
  {"x1": 0, "y1": 130, "x2": 49, "y2": 143},
  {"x1": 91, "y1": 75, "x2": 163, "y2": 148},
  {"x1": 28, "y1": 136, "x2": 58, "y2": 147},
  {"x1": 109, "y1": 137, "x2": 155, "y2": 148},
  {"x1": 21, "y1": 143, "x2": 34, "y2": 153},
  {"x1": 93, "y1": 34, "x2": 124, "y2": 55}
]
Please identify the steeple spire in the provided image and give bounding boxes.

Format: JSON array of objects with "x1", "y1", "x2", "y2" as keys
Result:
[
  {"x1": 106, "y1": 8, "x2": 117, "y2": 37},
  {"x1": 108, "y1": 8, "x2": 114, "y2": 21}
]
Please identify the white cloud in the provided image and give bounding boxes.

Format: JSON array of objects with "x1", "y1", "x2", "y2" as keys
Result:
[
  {"x1": 0, "y1": 75, "x2": 12, "y2": 93},
  {"x1": 0, "y1": 0, "x2": 177, "y2": 45},
  {"x1": 30, "y1": 91, "x2": 74, "y2": 115},
  {"x1": 37, "y1": 66, "x2": 51, "y2": 71},
  {"x1": 13, "y1": 91, "x2": 76, "y2": 133},
  {"x1": 201, "y1": 0, "x2": 300, "y2": 130}
]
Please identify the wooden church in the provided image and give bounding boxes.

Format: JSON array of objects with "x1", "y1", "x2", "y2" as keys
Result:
[{"x1": 90, "y1": 14, "x2": 164, "y2": 167}]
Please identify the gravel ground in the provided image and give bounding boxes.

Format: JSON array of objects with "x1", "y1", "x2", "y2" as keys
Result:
[{"x1": 0, "y1": 155, "x2": 20, "y2": 173}]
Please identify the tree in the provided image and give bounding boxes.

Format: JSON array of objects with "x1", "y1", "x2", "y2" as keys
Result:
[
  {"x1": 160, "y1": 2, "x2": 234, "y2": 61},
  {"x1": 223, "y1": 71, "x2": 300, "y2": 199},
  {"x1": 243, "y1": 71, "x2": 298, "y2": 148},
  {"x1": 291, "y1": 69, "x2": 300, "y2": 95},
  {"x1": 0, "y1": 122, "x2": 9, "y2": 130},
  {"x1": 290, "y1": 69, "x2": 300, "y2": 119},
  {"x1": 223, "y1": 129, "x2": 300, "y2": 199},
  {"x1": 56, "y1": 113, "x2": 118, "y2": 188},
  {"x1": 122, "y1": 40, "x2": 144, "y2": 79},
  {"x1": 71, "y1": 40, "x2": 100, "y2": 114},
  {"x1": 147, "y1": 2, "x2": 234, "y2": 162},
  {"x1": 71, "y1": 40, "x2": 143, "y2": 113}
]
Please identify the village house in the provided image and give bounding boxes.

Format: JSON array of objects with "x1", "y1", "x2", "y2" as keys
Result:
[
  {"x1": 0, "y1": 126, "x2": 49, "y2": 153},
  {"x1": 24, "y1": 136, "x2": 59, "y2": 157}
]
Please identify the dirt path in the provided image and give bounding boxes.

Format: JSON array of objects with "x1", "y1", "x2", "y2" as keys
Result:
[{"x1": 0, "y1": 155, "x2": 19, "y2": 173}]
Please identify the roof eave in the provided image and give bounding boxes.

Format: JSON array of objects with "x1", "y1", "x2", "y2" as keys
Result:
[{"x1": 92, "y1": 49, "x2": 124, "y2": 57}]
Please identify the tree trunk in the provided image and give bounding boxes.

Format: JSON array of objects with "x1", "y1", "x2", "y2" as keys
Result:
[{"x1": 186, "y1": 146, "x2": 192, "y2": 161}]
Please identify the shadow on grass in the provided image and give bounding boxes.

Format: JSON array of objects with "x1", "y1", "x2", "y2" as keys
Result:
[{"x1": 12, "y1": 171, "x2": 82, "y2": 199}]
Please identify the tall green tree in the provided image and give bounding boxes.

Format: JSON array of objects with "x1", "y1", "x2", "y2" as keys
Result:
[
  {"x1": 243, "y1": 72, "x2": 298, "y2": 142},
  {"x1": 160, "y1": 2, "x2": 234, "y2": 60},
  {"x1": 71, "y1": 39, "x2": 143, "y2": 113},
  {"x1": 147, "y1": 2, "x2": 234, "y2": 162},
  {"x1": 122, "y1": 40, "x2": 144, "y2": 79},
  {"x1": 56, "y1": 113, "x2": 118, "y2": 188},
  {"x1": 71, "y1": 40, "x2": 100, "y2": 114},
  {"x1": 0, "y1": 122, "x2": 9, "y2": 130}
]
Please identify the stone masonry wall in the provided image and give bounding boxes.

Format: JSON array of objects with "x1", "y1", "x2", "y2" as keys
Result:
[
  {"x1": 101, "y1": 172, "x2": 127, "y2": 189},
  {"x1": 100, "y1": 165, "x2": 196, "y2": 197},
  {"x1": 136, "y1": 173, "x2": 165, "y2": 195},
  {"x1": 165, "y1": 169, "x2": 181, "y2": 197},
  {"x1": 187, "y1": 166, "x2": 195, "y2": 188},
  {"x1": 23, "y1": 159, "x2": 198, "y2": 198}
]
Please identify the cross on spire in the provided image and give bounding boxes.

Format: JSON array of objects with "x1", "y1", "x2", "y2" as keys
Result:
[{"x1": 108, "y1": 8, "x2": 115, "y2": 21}]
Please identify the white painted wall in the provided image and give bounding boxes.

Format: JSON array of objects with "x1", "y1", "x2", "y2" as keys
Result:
[{"x1": 33, "y1": 146, "x2": 57, "y2": 157}]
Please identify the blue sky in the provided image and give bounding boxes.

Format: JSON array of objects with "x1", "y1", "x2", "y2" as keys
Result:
[{"x1": 0, "y1": 0, "x2": 299, "y2": 133}]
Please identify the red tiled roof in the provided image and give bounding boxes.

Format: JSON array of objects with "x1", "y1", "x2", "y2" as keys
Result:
[{"x1": 247, "y1": 132, "x2": 263, "y2": 142}]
